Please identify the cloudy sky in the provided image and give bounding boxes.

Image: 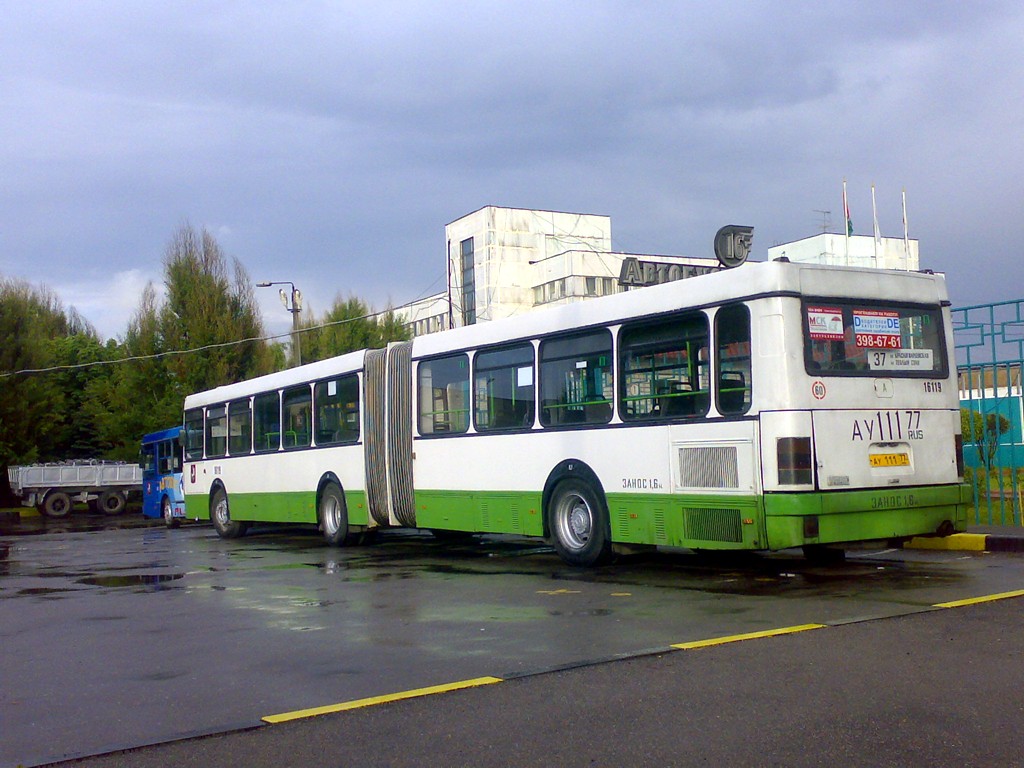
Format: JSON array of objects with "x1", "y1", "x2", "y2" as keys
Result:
[{"x1": 2, "y1": 1, "x2": 1022, "y2": 340}]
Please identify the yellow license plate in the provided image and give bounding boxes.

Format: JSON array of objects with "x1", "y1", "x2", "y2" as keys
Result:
[{"x1": 870, "y1": 453, "x2": 910, "y2": 468}]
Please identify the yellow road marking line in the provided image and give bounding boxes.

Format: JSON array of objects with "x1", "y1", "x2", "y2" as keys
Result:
[
  {"x1": 933, "y1": 589, "x2": 1024, "y2": 608},
  {"x1": 262, "y1": 677, "x2": 503, "y2": 724},
  {"x1": 671, "y1": 623, "x2": 826, "y2": 650}
]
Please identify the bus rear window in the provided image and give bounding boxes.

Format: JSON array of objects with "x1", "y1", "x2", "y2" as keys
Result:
[{"x1": 804, "y1": 300, "x2": 947, "y2": 377}]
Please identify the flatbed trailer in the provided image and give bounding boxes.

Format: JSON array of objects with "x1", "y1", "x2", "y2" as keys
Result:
[{"x1": 7, "y1": 461, "x2": 142, "y2": 517}]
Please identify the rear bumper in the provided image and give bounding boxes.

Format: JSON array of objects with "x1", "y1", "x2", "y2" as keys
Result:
[{"x1": 764, "y1": 483, "x2": 971, "y2": 550}]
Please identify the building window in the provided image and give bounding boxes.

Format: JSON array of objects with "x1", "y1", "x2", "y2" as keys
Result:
[
  {"x1": 585, "y1": 276, "x2": 616, "y2": 297},
  {"x1": 460, "y1": 237, "x2": 476, "y2": 325}
]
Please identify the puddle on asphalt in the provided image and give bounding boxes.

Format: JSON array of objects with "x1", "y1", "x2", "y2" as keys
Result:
[{"x1": 76, "y1": 573, "x2": 185, "y2": 589}]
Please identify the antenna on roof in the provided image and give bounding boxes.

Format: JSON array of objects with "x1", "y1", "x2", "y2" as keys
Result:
[{"x1": 813, "y1": 209, "x2": 831, "y2": 234}]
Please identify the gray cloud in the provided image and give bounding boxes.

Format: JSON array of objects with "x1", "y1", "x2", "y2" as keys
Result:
[{"x1": 2, "y1": 0, "x2": 1021, "y2": 337}]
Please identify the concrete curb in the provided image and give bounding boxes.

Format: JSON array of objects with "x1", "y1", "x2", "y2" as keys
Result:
[{"x1": 907, "y1": 533, "x2": 1024, "y2": 553}]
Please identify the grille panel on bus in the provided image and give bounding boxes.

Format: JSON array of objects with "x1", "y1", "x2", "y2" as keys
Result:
[
  {"x1": 387, "y1": 342, "x2": 416, "y2": 528},
  {"x1": 363, "y1": 348, "x2": 390, "y2": 526},
  {"x1": 684, "y1": 507, "x2": 743, "y2": 542},
  {"x1": 679, "y1": 446, "x2": 739, "y2": 489}
]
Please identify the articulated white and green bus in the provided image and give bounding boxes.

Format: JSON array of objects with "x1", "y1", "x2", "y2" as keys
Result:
[{"x1": 182, "y1": 259, "x2": 969, "y2": 565}]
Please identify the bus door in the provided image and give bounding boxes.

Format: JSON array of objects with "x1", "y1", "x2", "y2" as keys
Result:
[{"x1": 141, "y1": 442, "x2": 160, "y2": 519}]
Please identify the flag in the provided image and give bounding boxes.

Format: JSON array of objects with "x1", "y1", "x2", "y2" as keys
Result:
[{"x1": 843, "y1": 180, "x2": 853, "y2": 236}]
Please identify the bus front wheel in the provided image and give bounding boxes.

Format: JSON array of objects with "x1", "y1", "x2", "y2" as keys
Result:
[
  {"x1": 319, "y1": 483, "x2": 351, "y2": 546},
  {"x1": 163, "y1": 497, "x2": 180, "y2": 529},
  {"x1": 548, "y1": 479, "x2": 612, "y2": 567},
  {"x1": 211, "y1": 488, "x2": 247, "y2": 539}
]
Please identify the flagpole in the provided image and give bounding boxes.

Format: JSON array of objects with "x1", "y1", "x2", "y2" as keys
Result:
[
  {"x1": 902, "y1": 187, "x2": 909, "y2": 268},
  {"x1": 843, "y1": 178, "x2": 850, "y2": 266},
  {"x1": 871, "y1": 184, "x2": 879, "y2": 264}
]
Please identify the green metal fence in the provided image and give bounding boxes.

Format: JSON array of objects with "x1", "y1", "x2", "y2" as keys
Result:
[{"x1": 953, "y1": 300, "x2": 1024, "y2": 526}]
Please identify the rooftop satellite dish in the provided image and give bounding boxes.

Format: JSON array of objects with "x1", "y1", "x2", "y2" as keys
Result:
[{"x1": 714, "y1": 225, "x2": 754, "y2": 269}]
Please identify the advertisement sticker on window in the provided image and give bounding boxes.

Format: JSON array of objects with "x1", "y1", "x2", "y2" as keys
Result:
[
  {"x1": 853, "y1": 309, "x2": 901, "y2": 349},
  {"x1": 807, "y1": 306, "x2": 844, "y2": 340}
]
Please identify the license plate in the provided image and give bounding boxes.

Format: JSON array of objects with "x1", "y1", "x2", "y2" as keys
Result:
[{"x1": 870, "y1": 453, "x2": 910, "y2": 468}]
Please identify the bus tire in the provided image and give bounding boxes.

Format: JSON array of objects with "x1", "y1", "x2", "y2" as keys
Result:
[
  {"x1": 548, "y1": 478, "x2": 612, "y2": 566},
  {"x1": 211, "y1": 487, "x2": 247, "y2": 539},
  {"x1": 319, "y1": 483, "x2": 351, "y2": 546},
  {"x1": 98, "y1": 490, "x2": 127, "y2": 516},
  {"x1": 42, "y1": 491, "x2": 73, "y2": 518},
  {"x1": 163, "y1": 497, "x2": 180, "y2": 529}
]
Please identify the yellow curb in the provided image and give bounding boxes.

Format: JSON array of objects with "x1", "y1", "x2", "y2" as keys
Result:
[
  {"x1": 906, "y1": 533, "x2": 988, "y2": 551},
  {"x1": 671, "y1": 623, "x2": 826, "y2": 650},
  {"x1": 262, "y1": 676, "x2": 503, "y2": 724}
]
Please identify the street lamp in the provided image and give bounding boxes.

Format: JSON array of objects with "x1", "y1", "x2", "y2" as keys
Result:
[{"x1": 257, "y1": 281, "x2": 303, "y2": 366}]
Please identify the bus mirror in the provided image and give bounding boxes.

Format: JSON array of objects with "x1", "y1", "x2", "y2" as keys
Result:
[{"x1": 714, "y1": 225, "x2": 753, "y2": 269}]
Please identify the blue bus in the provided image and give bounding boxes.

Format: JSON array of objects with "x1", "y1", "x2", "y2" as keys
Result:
[{"x1": 141, "y1": 427, "x2": 186, "y2": 527}]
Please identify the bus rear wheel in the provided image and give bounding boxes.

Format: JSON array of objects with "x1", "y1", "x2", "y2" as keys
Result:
[
  {"x1": 211, "y1": 487, "x2": 247, "y2": 539},
  {"x1": 163, "y1": 497, "x2": 180, "y2": 529},
  {"x1": 319, "y1": 483, "x2": 351, "y2": 546},
  {"x1": 548, "y1": 479, "x2": 612, "y2": 567}
]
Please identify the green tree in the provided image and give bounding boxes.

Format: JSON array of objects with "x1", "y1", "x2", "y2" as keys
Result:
[
  {"x1": 301, "y1": 295, "x2": 411, "y2": 364},
  {"x1": 961, "y1": 407, "x2": 1012, "y2": 469},
  {"x1": 160, "y1": 225, "x2": 274, "y2": 394},
  {"x1": 0, "y1": 278, "x2": 79, "y2": 467}
]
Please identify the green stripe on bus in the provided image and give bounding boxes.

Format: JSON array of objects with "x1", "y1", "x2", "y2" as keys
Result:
[{"x1": 186, "y1": 489, "x2": 370, "y2": 526}]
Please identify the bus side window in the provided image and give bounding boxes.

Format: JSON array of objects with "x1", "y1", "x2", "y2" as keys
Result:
[
  {"x1": 183, "y1": 408, "x2": 204, "y2": 460},
  {"x1": 282, "y1": 385, "x2": 312, "y2": 449},
  {"x1": 228, "y1": 399, "x2": 252, "y2": 456},
  {"x1": 205, "y1": 405, "x2": 227, "y2": 458},
  {"x1": 619, "y1": 314, "x2": 709, "y2": 421},
  {"x1": 417, "y1": 354, "x2": 470, "y2": 435},
  {"x1": 539, "y1": 329, "x2": 613, "y2": 427},
  {"x1": 253, "y1": 391, "x2": 281, "y2": 452},
  {"x1": 473, "y1": 343, "x2": 535, "y2": 432},
  {"x1": 715, "y1": 304, "x2": 752, "y2": 415},
  {"x1": 314, "y1": 375, "x2": 360, "y2": 445}
]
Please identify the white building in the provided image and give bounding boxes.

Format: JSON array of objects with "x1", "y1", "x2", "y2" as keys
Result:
[
  {"x1": 767, "y1": 232, "x2": 919, "y2": 271},
  {"x1": 395, "y1": 206, "x2": 720, "y2": 337},
  {"x1": 390, "y1": 208, "x2": 925, "y2": 338}
]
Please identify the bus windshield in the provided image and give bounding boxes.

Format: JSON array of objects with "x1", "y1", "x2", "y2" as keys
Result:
[{"x1": 804, "y1": 299, "x2": 947, "y2": 377}]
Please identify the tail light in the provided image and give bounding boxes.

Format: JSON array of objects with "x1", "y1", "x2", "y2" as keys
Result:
[
  {"x1": 955, "y1": 433, "x2": 965, "y2": 479},
  {"x1": 778, "y1": 437, "x2": 813, "y2": 485}
]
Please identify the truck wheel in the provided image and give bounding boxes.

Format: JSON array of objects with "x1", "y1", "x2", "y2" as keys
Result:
[
  {"x1": 163, "y1": 497, "x2": 180, "y2": 529},
  {"x1": 98, "y1": 490, "x2": 127, "y2": 516},
  {"x1": 42, "y1": 491, "x2": 73, "y2": 518},
  {"x1": 210, "y1": 487, "x2": 247, "y2": 539}
]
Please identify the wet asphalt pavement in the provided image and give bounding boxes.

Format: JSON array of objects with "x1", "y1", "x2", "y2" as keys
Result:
[{"x1": 3, "y1": 512, "x2": 1024, "y2": 767}]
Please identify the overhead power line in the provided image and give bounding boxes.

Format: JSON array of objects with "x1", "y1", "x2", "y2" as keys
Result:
[{"x1": 0, "y1": 307, "x2": 389, "y2": 379}]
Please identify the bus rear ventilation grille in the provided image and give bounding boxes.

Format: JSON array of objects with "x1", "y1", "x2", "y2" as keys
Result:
[
  {"x1": 683, "y1": 507, "x2": 743, "y2": 542},
  {"x1": 679, "y1": 446, "x2": 739, "y2": 489}
]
